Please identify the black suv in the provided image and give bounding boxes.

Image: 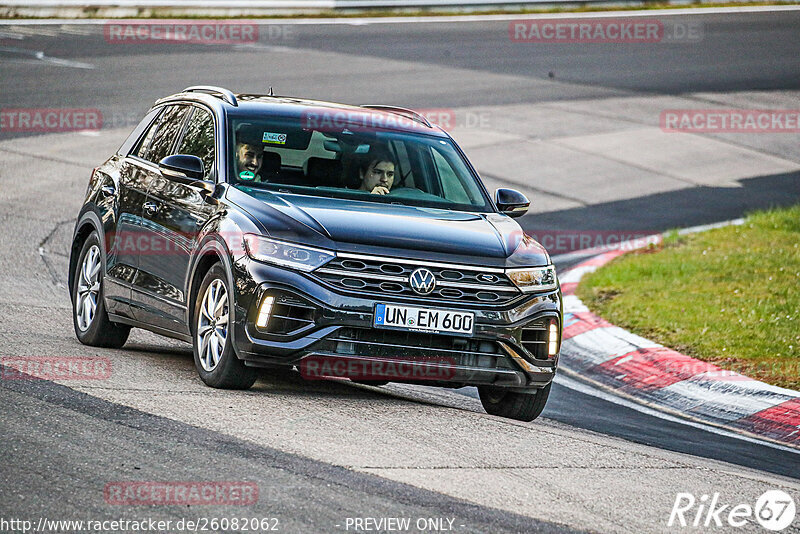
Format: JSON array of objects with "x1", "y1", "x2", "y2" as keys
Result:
[{"x1": 70, "y1": 86, "x2": 562, "y2": 421}]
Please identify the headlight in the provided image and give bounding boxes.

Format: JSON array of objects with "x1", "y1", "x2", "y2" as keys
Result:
[
  {"x1": 243, "y1": 234, "x2": 335, "y2": 272},
  {"x1": 505, "y1": 265, "x2": 558, "y2": 292}
]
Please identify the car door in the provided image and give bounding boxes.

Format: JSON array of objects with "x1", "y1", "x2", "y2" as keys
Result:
[
  {"x1": 100, "y1": 107, "x2": 163, "y2": 319},
  {"x1": 135, "y1": 104, "x2": 218, "y2": 334},
  {"x1": 126, "y1": 104, "x2": 193, "y2": 331}
]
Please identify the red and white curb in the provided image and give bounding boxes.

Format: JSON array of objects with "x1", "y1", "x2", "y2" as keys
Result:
[{"x1": 556, "y1": 228, "x2": 800, "y2": 450}]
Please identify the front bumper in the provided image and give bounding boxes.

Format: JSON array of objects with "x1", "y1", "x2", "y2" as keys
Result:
[{"x1": 231, "y1": 258, "x2": 562, "y2": 390}]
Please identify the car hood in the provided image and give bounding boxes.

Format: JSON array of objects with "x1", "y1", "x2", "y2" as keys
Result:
[{"x1": 227, "y1": 186, "x2": 550, "y2": 267}]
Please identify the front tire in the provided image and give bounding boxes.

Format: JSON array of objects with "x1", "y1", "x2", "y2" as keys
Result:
[
  {"x1": 192, "y1": 264, "x2": 258, "y2": 389},
  {"x1": 478, "y1": 383, "x2": 551, "y2": 422},
  {"x1": 72, "y1": 232, "x2": 130, "y2": 348}
]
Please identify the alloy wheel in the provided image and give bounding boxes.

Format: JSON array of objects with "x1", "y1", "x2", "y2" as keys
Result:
[
  {"x1": 76, "y1": 244, "x2": 101, "y2": 331},
  {"x1": 197, "y1": 279, "x2": 229, "y2": 372}
]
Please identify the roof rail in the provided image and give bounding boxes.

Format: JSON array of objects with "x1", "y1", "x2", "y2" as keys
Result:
[
  {"x1": 361, "y1": 105, "x2": 432, "y2": 128},
  {"x1": 183, "y1": 86, "x2": 238, "y2": 107}
]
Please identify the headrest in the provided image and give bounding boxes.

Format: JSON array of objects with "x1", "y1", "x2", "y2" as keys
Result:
[
  {"x1": 262, "y1": 151, "x2": 281, "y2": 175},
  {"x1": 306, "y1": 157, "x2": 343, "y2": 187}
]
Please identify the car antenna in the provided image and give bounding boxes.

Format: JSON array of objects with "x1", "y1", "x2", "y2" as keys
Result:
[{"x1": 268, "y1": 86, "x2": 274, "y2": 97}]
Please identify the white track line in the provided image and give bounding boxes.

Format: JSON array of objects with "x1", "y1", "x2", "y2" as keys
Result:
[
  {"x1": 677, "y1": 217, "x2": 745, "y2": 235},
  {"x1": 1, "y1": 5, "x2": 799, "y2": 25},
  {"x1": 0, "y1": 46, "x2": 95, "y2": 68}
]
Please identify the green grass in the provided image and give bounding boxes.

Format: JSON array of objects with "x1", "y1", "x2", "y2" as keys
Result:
[{"x1": 576, "y1": 205, "x2": 800, "y2": 390}]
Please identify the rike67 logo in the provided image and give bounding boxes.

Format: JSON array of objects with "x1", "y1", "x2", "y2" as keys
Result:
[{"x1": 669, "y1": 490, "x2": 796, "y2": 531}]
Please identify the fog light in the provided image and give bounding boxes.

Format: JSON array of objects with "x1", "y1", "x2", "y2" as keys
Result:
[
  {"x1": 548, "y1": 321, "x2": 559, "y2": 357},
  {"x1": 256, "y1": 296, "x2": 275, "y2": 328}
]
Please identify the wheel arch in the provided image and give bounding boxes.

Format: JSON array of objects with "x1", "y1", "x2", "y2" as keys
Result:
[
  {"x1": 187, "y1": 237, "x2": 237, "y2": 338},
  {"x1": 69, "y1": 209, "x2": 104, "y2": 295}
]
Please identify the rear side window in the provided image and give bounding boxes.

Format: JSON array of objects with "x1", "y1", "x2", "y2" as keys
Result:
[
  {"x1": 137, "y1": 105, "x2": 191, "y2": 164},
  {"x1": 133, "y1": 111, "x2": 161, "y2": 160},
  {"x1": 120, "y1": 108, "x2": 161, "y2": 156},
  {"x1": 389, "y1": 139, "x2": 414, "y2": 188},
  {"x1": 177, "y1": 107, "x2": 216, "y2": 181}
]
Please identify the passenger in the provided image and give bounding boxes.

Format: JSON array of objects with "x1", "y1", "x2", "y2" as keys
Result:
[
  {"x1": 235, "y1": 133, "x2": 264, "y2": 182},
  {"x1": 358, "y1": 148, "x2": 397, "y2": 195}
]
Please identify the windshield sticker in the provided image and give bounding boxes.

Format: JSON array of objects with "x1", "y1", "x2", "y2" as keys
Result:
[
  {"x1": 355, "y1": 144, "x2": 370, "y2": 154},
  {"x1": 263, "y1": 132, "x2": 287, "y2": 145},
  {"x1": 239, "y1": 171, "x2": 255, "y2": 181}
]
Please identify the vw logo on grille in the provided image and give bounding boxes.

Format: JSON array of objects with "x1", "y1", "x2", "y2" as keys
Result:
[
  {"x1": 409, "y1": 268, "x2": 436, "y2": 295},
  {"x1": 477, "y1": 273, "x2": 497, "y2": 283}
]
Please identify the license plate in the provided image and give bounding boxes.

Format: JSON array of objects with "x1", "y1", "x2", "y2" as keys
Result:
[{"x1": 374, "y1": 303, "x2": 474, "y2": 336}]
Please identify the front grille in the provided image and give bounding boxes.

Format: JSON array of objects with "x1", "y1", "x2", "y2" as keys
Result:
[
  {"x1": 314, "y1": 327, "x2": 514, "y2": 370},
  {"x1": 312, "y1": 254, "x2": 521, "y2": 305}
]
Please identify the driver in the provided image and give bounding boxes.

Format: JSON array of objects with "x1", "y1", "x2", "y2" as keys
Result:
[
  {"x1": 358, "y1": 147, "x2": 396, "y2": 195},
  {"x1": 235, "y1": 132, "x2": 264, "y2": 182}
]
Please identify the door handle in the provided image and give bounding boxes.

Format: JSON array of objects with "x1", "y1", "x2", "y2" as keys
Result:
[{"x1": 143, "y1": 201, "x2": 159, "y2": 215}]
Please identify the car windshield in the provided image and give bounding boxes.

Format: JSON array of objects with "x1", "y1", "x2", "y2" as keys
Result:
[{"x1": 228, "y1": 113, "x2": 493, "y2": 212}]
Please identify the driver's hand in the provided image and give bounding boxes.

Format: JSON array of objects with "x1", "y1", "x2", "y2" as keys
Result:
[{"x1": 370, "y1": 186, "x2": 390, "y2": 195}]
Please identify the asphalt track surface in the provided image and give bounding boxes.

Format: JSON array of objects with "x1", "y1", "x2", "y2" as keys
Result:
[
  {"x1": 1, "y1": 10, "x2": 800, "y2": 533},
  {"x1": 1, "y1": 11, "x2": 800, "y2": 123}
]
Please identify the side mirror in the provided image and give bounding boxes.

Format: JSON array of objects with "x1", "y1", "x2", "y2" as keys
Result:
[
  {"x1": 159, "y1": 154, "x2": 214, "y2": 194},
  {"x1": 495, "y1": 188, "x2": 530, "y2": 218}
]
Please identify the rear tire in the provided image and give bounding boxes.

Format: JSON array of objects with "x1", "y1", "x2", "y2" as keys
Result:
[
  {"x1": 478, "y1": 383, "x2": 551, "y2": 422},
  {"x1": 192, "y1": 264, "x2": 258, "y2": 389},
  {"x1": 72, "y1": 232, "x2": 130, "y2": 348}
]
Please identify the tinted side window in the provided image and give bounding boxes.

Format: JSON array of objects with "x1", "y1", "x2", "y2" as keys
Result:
[
  {"x1": 390, "y1": 140, "x2": 413, "y2": 188},
  {"x1": 121, "y1": 108, "x2": 160, "y2": 156},
  {"x1": 432, "y1": 148, "x2": 468, "y2": 203},
  {"x1": 431, "y1": 146, "x2": 483, "y2": 204},
  {"x1": 133, "y1": 109, "x2": 163, "y2": 160},
  {"x1": 177, "y1": 107, "x2": 215, "y2": 181},
  {"x1": 142, "y1": 105, "x2": 191, "y2": 164}
]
